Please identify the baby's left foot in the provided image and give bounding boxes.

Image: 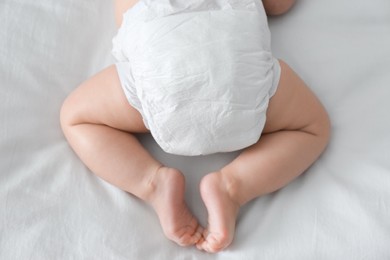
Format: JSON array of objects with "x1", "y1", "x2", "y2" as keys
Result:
[
  {"x1": 147, "y1": 167, "x2": 203, "y2": 247},
  {"x1": 196, "y1": 172, "x2": 240, "y2": 253}
]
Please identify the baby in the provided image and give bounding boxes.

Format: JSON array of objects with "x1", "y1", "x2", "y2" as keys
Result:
[{"x1": 61, "y1": 0, "x2": 330, "y2": 253}]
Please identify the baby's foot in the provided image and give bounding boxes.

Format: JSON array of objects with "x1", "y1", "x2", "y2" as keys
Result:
[
  {"x1": 197, "y1": 172, "x2": 240, "y2": 253},
  {"x1": 147, "y1": 167, "x2": 203, "y2": 246}
]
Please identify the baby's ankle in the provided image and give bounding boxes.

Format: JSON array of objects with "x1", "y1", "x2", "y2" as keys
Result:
[
  {"x1": 218, "y1": 170, "x2": 245, "y2": 207},
  {"x1": 143, "y1": 166, "x2": 184, "y2": 206},
  {"x1": 202, "y1": 171, "x2": 242, "y2": 207},
  {"x1": 141, "y1": 165, "x2": 163, "y2": 204}
]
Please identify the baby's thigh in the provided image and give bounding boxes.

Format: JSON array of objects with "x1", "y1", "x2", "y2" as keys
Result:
[
  {"x1": 263, "y1": 60, "x2": 329, "y2": 134},
  {"x1": 61, "y1": 65, "x2": 148, "y2": 133}
]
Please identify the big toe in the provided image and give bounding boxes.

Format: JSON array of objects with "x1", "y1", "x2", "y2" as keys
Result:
[
  {"x1": 166, "y1": 218, "x2": 204, "y2": 247},
  {"x1": 198, "y1": 232, "x2": 232, "y2": 253}
]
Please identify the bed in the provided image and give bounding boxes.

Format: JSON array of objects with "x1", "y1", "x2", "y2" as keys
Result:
[{"x1": 1, "y1": 0, "x2": 390, "y2": 259}]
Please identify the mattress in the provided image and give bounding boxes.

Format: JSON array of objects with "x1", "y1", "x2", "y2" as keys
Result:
[{"x1": 1, "y1": 0, "x2": 390, "y2": 259}]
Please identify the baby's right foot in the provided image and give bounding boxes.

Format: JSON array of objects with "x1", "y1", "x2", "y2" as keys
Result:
[
  {"x1": 147, "y1": 167, "x2": 203, "y2": 247},
  {"x1": 196, "y1": 171, "x2": 240, "y2": 253}
]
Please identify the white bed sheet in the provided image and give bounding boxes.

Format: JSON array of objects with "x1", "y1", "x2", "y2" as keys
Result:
[{"x1": 1, "y1": 0, "x2": 390, "y2": 259}]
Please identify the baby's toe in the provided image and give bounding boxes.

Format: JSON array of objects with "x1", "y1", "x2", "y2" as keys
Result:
[
  {"x1": 191, "y1": 225, "x2": 204, "y2": 244},
  {"x1": 170, "y1": 224, "x2": 204, "y2": 246},
  {"x1": 200, "y1": 232, "x2": 232, "y2": 253}
]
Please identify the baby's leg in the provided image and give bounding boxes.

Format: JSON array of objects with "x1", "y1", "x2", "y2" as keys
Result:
[
  {"x1": 60, "y1": 65, "x2": 203, "y2": 246},
  {"x1": 197, "y1": 60, "x2": 331, "y2": 253}
]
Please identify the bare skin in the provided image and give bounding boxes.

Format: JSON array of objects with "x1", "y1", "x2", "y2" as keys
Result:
[
  {"x1": 61, "y1": 0, "x2": 330, "y2": 253},
  {"x1": 60, "y1": 65, "x2": 204, "y2": 246},
  {"x1": 196, "y1": 60, "x2": 330, "y2": 252},
  {"x1": 262, "y1": 0, "x2": 296, "y2": 16}
]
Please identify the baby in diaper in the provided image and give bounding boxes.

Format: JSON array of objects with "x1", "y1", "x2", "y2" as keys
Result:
[{"x1": 61, "y1": 0, "x2": 330, "y2": 253}]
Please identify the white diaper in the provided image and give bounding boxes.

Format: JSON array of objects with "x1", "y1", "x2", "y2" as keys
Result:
[{"x1": 112, "y1": 0, "x2": 281, "y2": 156}]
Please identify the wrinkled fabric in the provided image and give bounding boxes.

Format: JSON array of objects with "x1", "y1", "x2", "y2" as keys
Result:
[{"x1": 112, "y1": 0, "x2": 280, "y2": 155}]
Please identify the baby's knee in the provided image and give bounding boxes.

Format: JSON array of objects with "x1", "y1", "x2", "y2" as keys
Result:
[
  {"x1": 320, "y1": 112, "x2": 331, "y2": 146},
  {"x1": 309, "y1": 108, "x2": 331, "y2": 149},
  {"x1": 60, "y1": 87, "x2": 83, "y2": 132},
  {"x1": 60, "y1": 96, "x2": 74, "y2": 133}
]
